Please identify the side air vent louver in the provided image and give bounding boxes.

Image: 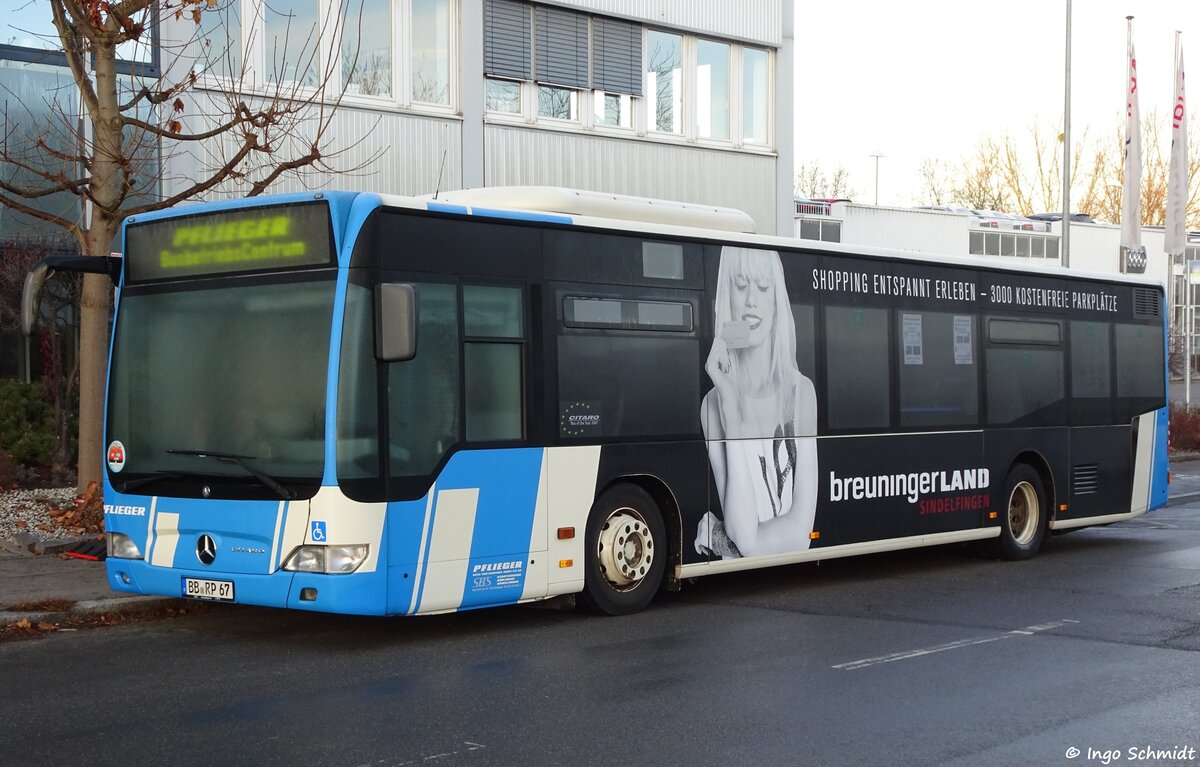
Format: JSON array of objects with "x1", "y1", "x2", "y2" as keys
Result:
[
  {"x1": 1132, "y1": 288, "x2": 1161, "y2": 319},
  {"x1": 1073, "y1": 464, "x2": 1099, "y2": 496}
]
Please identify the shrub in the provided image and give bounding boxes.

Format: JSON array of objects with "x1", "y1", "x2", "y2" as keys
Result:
[
  {"x1": 0, "y1": 380, "x2": 58, "y2": 469},
  {"x1": 1168, "y1": 403, "x2": 1200, "y2": 454}
]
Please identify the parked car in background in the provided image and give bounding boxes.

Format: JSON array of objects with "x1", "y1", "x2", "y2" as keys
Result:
[{"x1": 1028, "y1": 212, "x2": 1096, "y2": 223}]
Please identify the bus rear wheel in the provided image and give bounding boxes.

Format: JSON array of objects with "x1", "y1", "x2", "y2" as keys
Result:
[
  {"x1": 991, "y1": 465, "x2": 1047, "y2": 560},
  {"x1": 581, "y1": 485, "x2": 666, "y2": 616}
]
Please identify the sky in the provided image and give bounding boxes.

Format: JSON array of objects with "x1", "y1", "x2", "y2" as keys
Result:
[{"x1": 794, "y1": 0, "x2": 1200, "y2": 208}]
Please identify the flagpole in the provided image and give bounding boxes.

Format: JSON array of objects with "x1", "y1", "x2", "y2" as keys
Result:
[{"x1": 1172, "y1": 31, "x2": 1192, "y2": 407}]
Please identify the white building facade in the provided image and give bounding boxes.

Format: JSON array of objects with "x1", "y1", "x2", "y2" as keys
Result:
[
  {"x1": 0, "y1": 0, "x2": 793, "y2": 379},
  {"x1": 160, "y1": 0, "x2": 795, "y2": 235}
]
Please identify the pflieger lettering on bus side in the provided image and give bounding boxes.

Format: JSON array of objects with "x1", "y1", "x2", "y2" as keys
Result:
[{"x1": 105, "y1": 504, "x2": 147, "y2": 516}]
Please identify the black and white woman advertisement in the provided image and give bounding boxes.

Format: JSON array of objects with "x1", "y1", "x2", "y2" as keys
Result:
[{"x1": 696, "y1": 246, "x2": 819, "y2": 558}]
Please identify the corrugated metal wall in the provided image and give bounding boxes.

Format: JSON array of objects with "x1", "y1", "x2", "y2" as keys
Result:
[
  {"x1": 189, "y1": 96, "x2": 464, "y2": 201},
  {"x1": 835, "y1": 205, "x2": 972, "y2": 257},
  {"x1": 545, "y1": 0, "x2": 782, "y2": 45},
  {"x1": 485, "y1": 124, "x2": 776, "y2": 231}
]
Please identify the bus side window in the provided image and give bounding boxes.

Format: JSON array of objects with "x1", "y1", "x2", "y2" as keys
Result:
[
  {"x1": 388, "y1": 283, "x2": 461, "y2": 476},
  {"x1": 463, "y1": 285, "x2": 525, "y2": 442},
  {"x1": 985, "y1": 317, "x2": 1065, "y2": 427},
  {"x1": 897, "y1": 311, "x2": 980, "y2": 428},
  {"x1": 824, "y1": 305, "x2": 892, "y2": 431}
]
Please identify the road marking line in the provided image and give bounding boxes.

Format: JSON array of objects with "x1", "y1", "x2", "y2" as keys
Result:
[{"x1": 833, "y1": 619, "x2": 1078, "y2": 671}]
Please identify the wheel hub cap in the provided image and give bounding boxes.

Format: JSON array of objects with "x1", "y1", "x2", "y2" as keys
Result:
[{"x1": 597, "y1": 511, "x2": 654, "y2": 590}]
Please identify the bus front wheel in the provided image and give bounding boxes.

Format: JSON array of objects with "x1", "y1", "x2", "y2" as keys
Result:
[
  {"x1": 581, "y1": 485, "x2": 666, "y2": 616},
  {"x1": 991, "y1": 465, "x2": 1047, "y2": 560}
]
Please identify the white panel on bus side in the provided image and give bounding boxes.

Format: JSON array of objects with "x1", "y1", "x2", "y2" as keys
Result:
[
  {"x1": 303, "y1": 486, "x2": 387, "y2": 573},
  {"x1": 545, "y1": 446, "x2": 602, "y2": 594},
  {"x1": 1130, "y1": 411, "x2": 1156, "y2": 515},
  {"x1": 149, "y1": 511, "x2": 180, "y2": 568},
  {"x1": 413, "y1": 488, "x2": 480, "y2": 613}
]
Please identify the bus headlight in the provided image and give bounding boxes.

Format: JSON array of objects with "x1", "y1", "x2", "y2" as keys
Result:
[
  {"x1": 282, "y1": 545, "x2": 369, "y2": 574},
  {"x1": 106, "y1": 532, "x2": 143, "y2": 559}
]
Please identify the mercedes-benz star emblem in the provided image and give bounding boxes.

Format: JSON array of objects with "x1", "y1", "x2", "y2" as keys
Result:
[{"x1": 196, "y1": 534, "x2": 217, "y2": 565}]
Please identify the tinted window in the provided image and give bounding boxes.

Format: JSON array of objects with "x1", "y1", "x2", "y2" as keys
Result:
[
  {"x1": 791, "y1": 303, "x2": 817, "y2": 383},
  {"x1": 825, "y1": 306, "x2": 890, "y2": 430},
  {"x1": 1070, "y1": 320, "x2": 1112, "y2": 425},
  {"x1": 898, "y1": 312, "x2": 979, "y2": 428},
  {"x1": 1114, "y1": 323, "x2": 1164, "y2": 400},
  {"x1": 986, "y1": 348, "x2": 1064, "y2": 425},
  {"x1": 558, "y1": 335, "x2": 699, "y2": 438},
  {"x1": 388, "y1": 283, "x2": 459, "y2": 476},
  {"x1": 338, "y1": 283, "x2": 380, "y2": 481},
  {"x1": 466, "y1": 343, "x2": 523, "y2": 441},
  {"x1": 1071, "y1": 321, "x2": 1111, "y2": 398},
  {"x1": 564, "y1": 296, "x2": 693, "y2": 331}
]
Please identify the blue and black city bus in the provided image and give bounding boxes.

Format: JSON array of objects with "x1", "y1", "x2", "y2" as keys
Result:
[{"x1": 24, "y1": 188, "x2": 1169, "y2": 615}]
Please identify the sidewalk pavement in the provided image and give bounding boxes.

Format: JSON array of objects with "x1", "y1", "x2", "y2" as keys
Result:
[
  {"x1": 4, "y1": 458, "x2": 1200, "y2": 631},
  {"x1": 0, "y1": 543, "x2": 185, "y2": 631}
]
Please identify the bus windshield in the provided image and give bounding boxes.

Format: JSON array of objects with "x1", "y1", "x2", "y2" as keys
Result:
[{"x1": 106, "y1": 272, "x2": 336, "y2": 498}]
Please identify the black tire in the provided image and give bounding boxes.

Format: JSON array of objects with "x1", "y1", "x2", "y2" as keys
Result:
[
  {"x1": 581, "y1": 484, "x2": 667, "y2": 616},
  {"x1": 989, "y1": 464, "x2": 1047, "y2": 560}
]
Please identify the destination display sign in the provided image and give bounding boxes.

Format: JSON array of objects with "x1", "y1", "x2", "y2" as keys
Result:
[{"x1": 125, "y1": 201, "x2": 334, "y2": 282}]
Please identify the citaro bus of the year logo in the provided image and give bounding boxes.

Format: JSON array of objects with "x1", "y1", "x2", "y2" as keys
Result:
[{"x1": 107, "y1": 441, "x2": 126, "y2": 473}]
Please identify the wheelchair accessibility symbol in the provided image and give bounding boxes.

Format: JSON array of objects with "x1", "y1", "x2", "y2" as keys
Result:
[{"x1": 310, "y1": 521, "x2": 327, "y2": 542}]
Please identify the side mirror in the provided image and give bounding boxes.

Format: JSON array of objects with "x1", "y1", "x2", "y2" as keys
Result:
[
  {"x1": 22, "y1": 255, "x2": 121, "y2": 335},
  {"x1": 20, "y1": 260, "x2": 52, "y2": 336},
  {"x1": 375, "y1": 283, "x2": 418, "y2": 362}
]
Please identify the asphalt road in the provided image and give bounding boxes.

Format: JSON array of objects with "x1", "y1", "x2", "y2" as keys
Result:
[{"x1": 3, "y1": 498, "x2": 1199, "y2": 767}]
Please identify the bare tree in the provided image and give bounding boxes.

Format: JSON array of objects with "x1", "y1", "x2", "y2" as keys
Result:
[
  {"x1": 1075, "y1": 111, "x2": 1200, "y2": 227},
  {"x1": 0, "y1": 0, "x2": 372, "y2": 491},
  {"x1": 950, "y1": 138, "x2": 1012, "y2": 212},
  {"x1": 916, "y1": 158, "x2": 953, "y2": 206},
  {"x1": 794, "y1": 162, "x2": 853, "y2": 199},
  {"x1": 918, "y1": 115, "x2": 1200, "y2": 227}
]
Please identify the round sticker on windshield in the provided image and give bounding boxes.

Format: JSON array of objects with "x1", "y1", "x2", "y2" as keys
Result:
[{"x1": 107, "y1": 441, "x2": 127, "y2": 473}]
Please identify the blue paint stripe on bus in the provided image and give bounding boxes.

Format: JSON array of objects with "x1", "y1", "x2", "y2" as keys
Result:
[
  {"x1": 426, "y1": 201, "x2": 469, "y2": 215},
  {"x1": 1151, "y1": 406, "x2": 1169, "y2": 510},
  {"x1": 384, "y1": 450, "x2": 544, "y2": 614},
  {"x1": 386, "y1": 495, "x2": 430, "y2": 615},
  {"x1": 459, "y1": 449, "x2": 544, "y2": 609},
  {"x1": 469, "y1": 207, "x2": 573, "y2": 225}
]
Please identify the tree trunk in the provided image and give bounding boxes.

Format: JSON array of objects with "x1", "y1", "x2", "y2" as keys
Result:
[{"x1": 76, "y1": 271, "x2": 111, "y2": 492}]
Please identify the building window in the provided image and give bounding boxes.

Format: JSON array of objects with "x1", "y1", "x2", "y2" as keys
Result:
[
  {"x1": 192, "y1": 0, "x2": 455, "y2": 110},
  {"x1": 411, "y1": 0, "x2": 451, "y2": 105},
  {"x1": 594, "y1": 91, "x2": 631, "y2": 127},
  {"x1": 538, "y1": 84, "x2": 576, "y2": 120},
  {"x1": 195, "y1": 2, "x2": 242, "y2": 79},
  {"x1": 797, "y1": 217, "x2": 840, "y2": 243},
  {"x1": 743, "y1": 47, "x2": 769, "y2": 144},
  {"x1": 263, "y1": 0, "x2": 320, "y2": 88},
  {"x1": 645, "y1": 30, "x2": 683, "y2": 134},
  {"x1": 341, "y1": 0, "x2": 392, "y2": 97},
  {"x1": 696, "y1": 39, "x2": 729, "y2": 140},
  {"x1": 485, "y1": 77, "x2": 522, "y2": 113},
  {"x1": 480, "y1": 2, "x2": 770, "y2": 147}
]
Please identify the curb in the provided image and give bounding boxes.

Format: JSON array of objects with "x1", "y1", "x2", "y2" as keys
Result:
[
  {"x1": 1, "y1": 595, "x2": 186, "y2": 630},
  {"x1": 0, "y1": 534, "x2": 101, "y2": 557}
]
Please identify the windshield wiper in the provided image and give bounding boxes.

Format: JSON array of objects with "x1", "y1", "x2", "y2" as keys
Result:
[{"x1": 166, "y1": 449, "x2": 296, "y2": 500}]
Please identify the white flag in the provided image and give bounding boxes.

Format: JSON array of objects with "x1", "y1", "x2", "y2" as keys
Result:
[
  {"x1": 1121, "y1": 20, "x2": 1143, "y2": 258},
  {"x1": 1166, "y1": 33, "x2": 1188, "y2": 257}
]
